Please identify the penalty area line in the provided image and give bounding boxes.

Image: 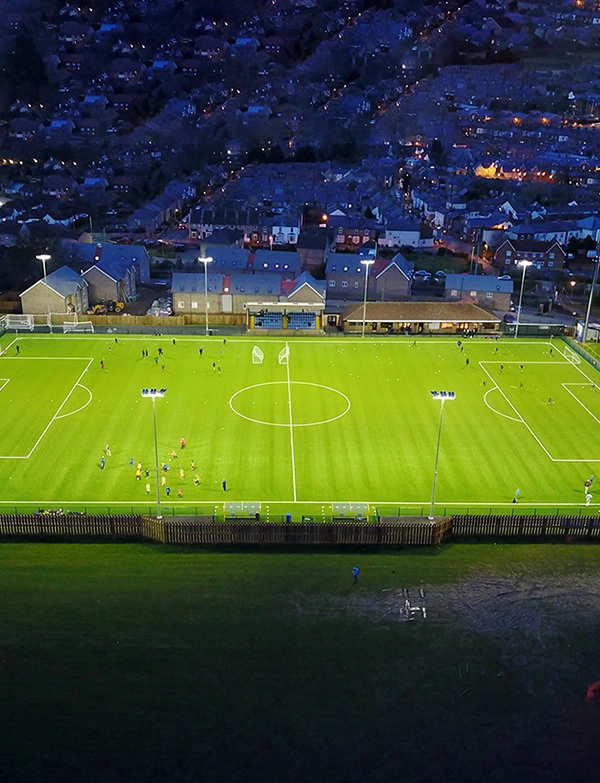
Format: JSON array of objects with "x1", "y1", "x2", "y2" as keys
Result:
[{"x1": 25, "y1": 358, "x2": 94, "y2": 458}]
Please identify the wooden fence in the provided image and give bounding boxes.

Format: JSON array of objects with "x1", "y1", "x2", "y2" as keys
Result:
[
  {"x1": 451, "y1": 514, "x2": 600, "y2": 539},
  {"x1": 0, "y1": 513, "x2": 597, "y2": 545},
  {"x1": 0, "y1": 514, "x2": 449, "y2": 545},
  {"x1": 0, "y1": 514, "x2": 142, "y2": 539}
]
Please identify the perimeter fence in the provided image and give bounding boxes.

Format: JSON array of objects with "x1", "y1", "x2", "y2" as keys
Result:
[{"x1": 0, "y1": 513, "x2": 599, "y2": 545}]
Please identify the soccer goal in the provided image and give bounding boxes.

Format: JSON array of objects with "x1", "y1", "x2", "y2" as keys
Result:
[
  {"x1": 63, "y1": 321, "x2": 94, "y2": 334},
  {"x1": 565, "y1": 345, "x2": 582, "y2": 365},
  {"x1": 4, "y1": 315, "x2": 34, "y2": 331},
  {"x1": 252, "y1": 345, "x2": 264, "y2": 364},
  {"x1": 278, "y1": 345, "x2": 290, "y2": 365}
]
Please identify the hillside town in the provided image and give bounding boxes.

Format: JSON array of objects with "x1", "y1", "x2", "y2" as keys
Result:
[{"x1": 1, "y1": 0, "x2": 600, "y2": 330}]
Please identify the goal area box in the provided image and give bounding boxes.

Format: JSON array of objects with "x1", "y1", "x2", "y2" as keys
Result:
[{"x1": 63, "y1": 321, "x2": 94, "y2": 334}]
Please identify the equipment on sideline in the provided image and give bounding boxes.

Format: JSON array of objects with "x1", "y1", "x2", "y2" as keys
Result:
[
  {"x1": 564, "y1": 345, "x2": 581, "y2": 365},
  {"x1": 278, "y1": 345, "x2": 290, "y2": 365},
  {"x1": 1, "y1": 315, "x2": 34, "y2": 331},
  {"x1": 63, "y1": 321, "x2": 94, "y2": 333},
  {"x1": 252, "y1": 346, "x2": 264, "y2": 364}
]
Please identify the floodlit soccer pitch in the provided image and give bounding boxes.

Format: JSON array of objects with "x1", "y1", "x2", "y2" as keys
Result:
[{"x1": 0, "y1": 332, "x2": 599, "y2": 516}]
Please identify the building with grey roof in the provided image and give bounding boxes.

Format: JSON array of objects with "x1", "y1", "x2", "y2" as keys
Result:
[
  {"x1": 444, "y1": 275, "x2": 513, "y2": 310},
  {"x1": 20, "y1": 266, "x2": 89, "y2": 315}
]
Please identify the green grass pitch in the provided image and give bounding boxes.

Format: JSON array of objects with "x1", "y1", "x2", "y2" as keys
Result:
[{"x1": 0, "y1": 332, "x2": 598, "y2": 516}]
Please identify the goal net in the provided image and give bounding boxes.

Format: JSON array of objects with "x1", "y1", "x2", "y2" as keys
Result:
[
  {"x1": 252, "y1": 345, "x2": 264, "y2": 364},
  {"x1": 564, "y1": 345, "x2": 581, "y2": 365},
  {"x1": 63, "y1": 321, "x2": 94, "y2": 333},
  {"x1": 278, "y1": 345, "x2": 290, "y2": 365},
  {"x1": 4, "y1": 315, "x2": 34, "y2": 331}
]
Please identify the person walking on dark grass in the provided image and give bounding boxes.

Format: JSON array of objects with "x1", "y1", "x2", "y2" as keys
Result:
[{"x1": 353, "y1": 566, "x2": 359, "y2": 584}]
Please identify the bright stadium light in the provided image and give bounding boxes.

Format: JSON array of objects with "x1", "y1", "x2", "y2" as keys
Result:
[
  {"x1": 198, "y1": 255, "x2": 213, "y2": 336},
  {"x1": 36, "y1": 253, "x2": 52, "y2": 334},
  {"x1": 515, "y1": 260, "x2": 532, "y2": 339},
  {"x1": 360, "y1": 258, "x2": 375, "y2": 338},
  {"x1": 142, "y1": 388, "x2": 167, "y2": 519},
  {"x1": 429, "y1": 391, "x2": 456, "y2": 520}
]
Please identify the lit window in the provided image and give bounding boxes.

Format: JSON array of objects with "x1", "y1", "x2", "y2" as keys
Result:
[
  {"x1": 329, "y1": 280, "x2": 336, "y2": 287},
  {"x1": 342, "y1": 281, "x2": 348, "y2": 288},
  {"x1": 178, "y1": 301, "x2": 185, "y2": 308},
  {"x1": 191, "y1": 301, "x2": 199, "y2": 309},
  {"x1": 354, "y1": 281, "x2": 359, "y2": 288},
  {"x1": 486, "y1": 292, "x2": 493, "y2": 299}
]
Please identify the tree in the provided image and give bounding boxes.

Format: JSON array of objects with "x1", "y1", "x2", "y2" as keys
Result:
[
  {"x1": 0, "y1": 34, "x2": 47, "y2": 104},
  {"x1": 430, "y1": 138, "x2": 444, "y2": 166},
  {"x1": 294, "y1": 145, "x2": 317, "y2": 162},
  {"x1": 364, "y1": 206, "x2": 375, "y2": 219},
  {"x1": 268, "y1": 144, "x2": 285, "y2": 164}
]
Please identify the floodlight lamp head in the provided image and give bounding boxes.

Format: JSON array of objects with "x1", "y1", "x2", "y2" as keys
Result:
[
  {"x1": 361, "y1": 258, "x2": 375, "y2": 266},
  {"x1": 518, "y1": 260, "x2": 532, "y2": 268},
  {"x1": 142, "y1": 388, "x2": 166, "y2": 398},
  {"x1": 36, "y1": 253, "x2": 51, "y2": 262}
]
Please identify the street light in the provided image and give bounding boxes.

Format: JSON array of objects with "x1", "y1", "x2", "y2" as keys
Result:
[
  {"x1": 198, "y1": 255, "x2": 213, "y2": 336},
  {"x1": 36, "y1": 254, "x2": 53, "y2": 334},
  {"x1": 360, "y1": 258, "x2": 375, "y2": 338},
  {"x1": 141, "y1": 387, "x2": 167, "y2": 520},
  {"x1": 570, "y1": 280, "x2": 576, "y2": 301},
  {"x1": 582, "y1": 239, "x2": 600, "y2": 343},
  {"x1": 429, "y1": 391, "x2": 456, "y2": 520},
  {"x1": 514, "y1": 260, "x2": 532, "y2": 339}
]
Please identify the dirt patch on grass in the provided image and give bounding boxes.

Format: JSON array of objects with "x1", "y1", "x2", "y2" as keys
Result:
[
  {"x1": 292, "y1": 570, "x2": 600, "y2": 640},
  {"x1": 428, "y1": 571, "x2": 600, "y2": 638}
]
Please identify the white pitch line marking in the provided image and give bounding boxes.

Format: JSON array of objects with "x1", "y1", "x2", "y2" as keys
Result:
[
  {"x1": 24, "y1": 359, "x2": 93, "y2": 458},
  {"x1": 0, "y1": 358, "x2": 94, "y2": 459},
  {"x1": 478, "y1": 361, "x2": 554, "y2": 459},
  {"x1": 0, "y1": 500, "x2": 598, "y2": 507},
  {"x1": 285, "y1": 341, "x2": 297, "y2": 502},
  {"x1": 0, "y1": 379, "x2": 9, "y2": 393},
  {"x1": 483, "y1": 387, "x2": 522, "y2": 422},
  {"x1": 54, "y1": 384, "x2": 93, "y2": 420}
]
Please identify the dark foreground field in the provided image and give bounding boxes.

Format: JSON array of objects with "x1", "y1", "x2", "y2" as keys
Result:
[{"x1": 1, "y1": 544, "x2": 600, "y2": 783}]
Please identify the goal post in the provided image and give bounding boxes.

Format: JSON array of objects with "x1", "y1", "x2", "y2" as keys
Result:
[
  {"x1": 63, "y1": 321, "x2": 94, "y2": 334},
  {"x1": 5, "y1": 315, "x2": 34, "y2": 331},
  {"x1": 278, "y1": 345, "x2": 290, "y2": 365},
  {"x1": 252, "y1": 345, "x2": 264, "y2": 365},
  {"x1": 564, "y1": 345, "x2": 582, "y2": 365}
]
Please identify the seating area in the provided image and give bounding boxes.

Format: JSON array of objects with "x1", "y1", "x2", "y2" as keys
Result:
[
  {"x1": 254, "y1": 313, "x2": 283, "y2": 329},
  {"x1": 288, "y1": 312, "x2": 316, "y2": 330}
]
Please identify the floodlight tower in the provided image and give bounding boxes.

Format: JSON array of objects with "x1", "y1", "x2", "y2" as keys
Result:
[
  {"x1": 514, "y1": 260, "x2": 532, "y2": 339},
  {"x1": 360, "y1": 258, "x2": 375, "y2": 338},
  {"x1": 428, "y1": 391, "x2": 456, "y2": 521},
  {"x1": 36, "y1": 253, "x2": 52, "y2": 333},
  {"x1": 582, "y1": 238, "x2": 600, "y2": 343},
  {"x1": 142, "y1": 387, "x2": 167, "y2": 519},
  {"x1": 198, "y1": 255, "x2": 213, "y2": 336}
]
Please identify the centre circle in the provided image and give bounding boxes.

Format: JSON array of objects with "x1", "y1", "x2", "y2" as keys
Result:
[{"x1": 229, "y1": 382, "x2": 351, "y2": 427}]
